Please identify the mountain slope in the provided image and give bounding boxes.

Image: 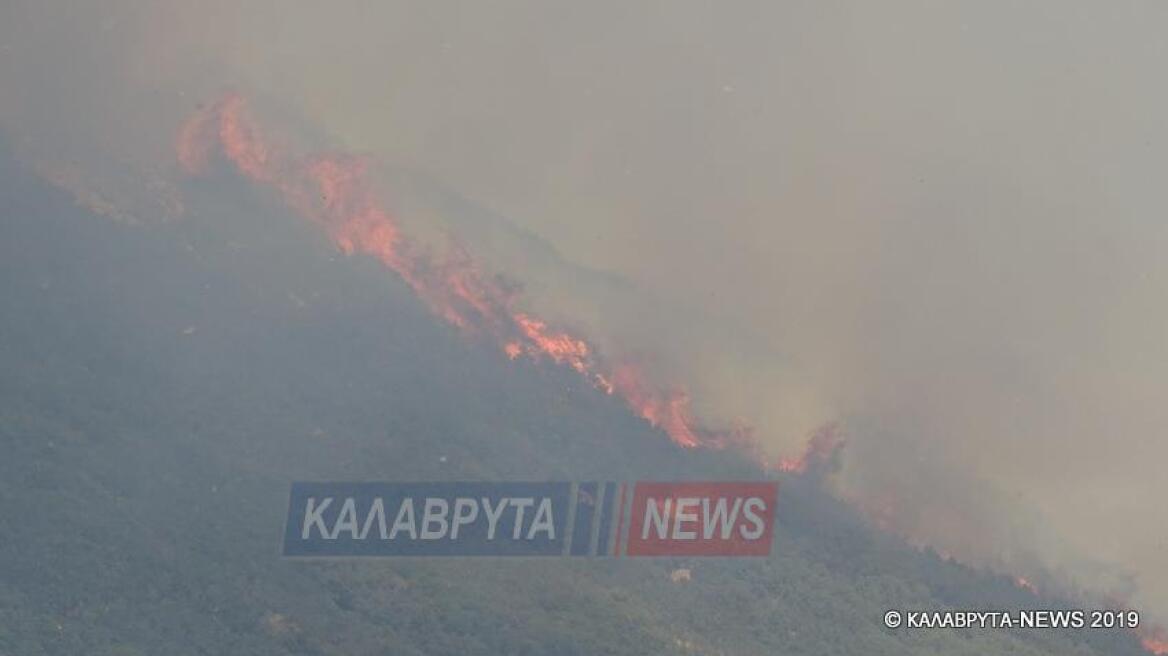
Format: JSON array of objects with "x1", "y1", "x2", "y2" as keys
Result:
[{"x1": 0, "y1": 150, "x2": 1147, "y2": 655}]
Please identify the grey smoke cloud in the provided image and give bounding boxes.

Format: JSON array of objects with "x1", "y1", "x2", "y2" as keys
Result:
[{"x1": 3, "y1": 0, "x2": 1167, "y2": 615}]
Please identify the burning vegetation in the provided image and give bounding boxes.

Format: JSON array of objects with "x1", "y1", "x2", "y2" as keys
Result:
[{"x1": 177, "y1": 93, "x2": 752, "y2": 453}]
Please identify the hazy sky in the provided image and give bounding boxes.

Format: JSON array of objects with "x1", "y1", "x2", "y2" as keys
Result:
[{"x1": 3, "y1": 1, "x2": 1167, "y2": 614}]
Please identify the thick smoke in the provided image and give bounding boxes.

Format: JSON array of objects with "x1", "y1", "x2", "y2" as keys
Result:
[{"x1": 3, "y1": 0, "x2": 1168, "y2": 618}]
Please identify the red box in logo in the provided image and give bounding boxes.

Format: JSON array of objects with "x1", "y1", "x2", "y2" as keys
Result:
[{"x1": 624, "y1": 481, "x2": 777, "y2": 556}]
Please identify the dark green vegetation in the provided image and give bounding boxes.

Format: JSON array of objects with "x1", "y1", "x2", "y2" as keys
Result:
[{"x1": 0, "y1": 149, "x2": 1147, "y2": 655}]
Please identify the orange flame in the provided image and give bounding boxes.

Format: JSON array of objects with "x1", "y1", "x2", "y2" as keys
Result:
[
  {"x1": 1145, "y1": 638, "x2": 1168, "y2": 655},
  {"x1": 176, "y1": 93, "x2": 751, "y2": 450},
  {"x1": 1142, "y1": 628, "x2": 1168, "y2": 655}
]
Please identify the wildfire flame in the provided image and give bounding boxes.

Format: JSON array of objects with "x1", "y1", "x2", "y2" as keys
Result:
[
  {"x1": 1145, "y1": 638, "x2": 1168, "y2": 655},
  {"x1": 176, "y1": 93, "x2": 751, "y2": 450},
  {"x1": 1142, "y1": 627, "x2": 1168, "y2": 655}
]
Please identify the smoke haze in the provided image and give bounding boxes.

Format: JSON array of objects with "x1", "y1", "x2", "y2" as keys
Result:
[{"x1": 3, "y1": 0, "x2": 1167, "y2": 615}]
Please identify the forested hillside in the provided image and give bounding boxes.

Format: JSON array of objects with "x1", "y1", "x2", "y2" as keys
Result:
[{"x1": 0, "y1": 148, "x2": 1147, "y2": 655}]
